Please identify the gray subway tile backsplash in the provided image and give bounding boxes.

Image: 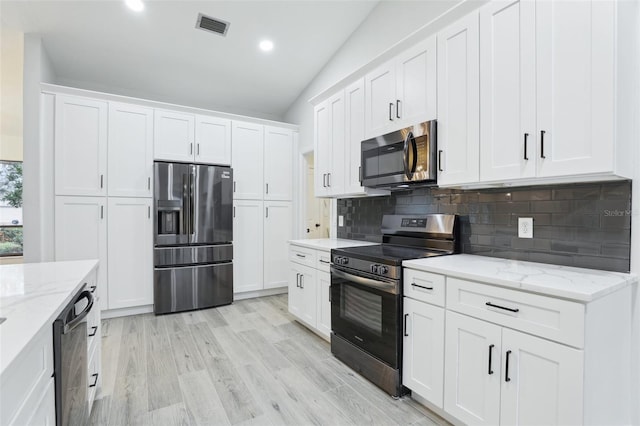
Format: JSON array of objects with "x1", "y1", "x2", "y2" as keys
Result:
[{"x1": 337, "y1": 180, "x2": 632, "y2": 273}]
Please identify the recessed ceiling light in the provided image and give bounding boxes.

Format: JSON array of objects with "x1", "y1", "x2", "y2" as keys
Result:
[
  {"x1": 125, "y1": 0, "x2": 144, "y2": 12},
  {"x1": 259, "y1": 40, "x2": 274, "y2": 52}
]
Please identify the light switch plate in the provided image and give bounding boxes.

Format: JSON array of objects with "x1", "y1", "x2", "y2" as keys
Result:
[
  {"x1": 338, "y1": 215, "x2": 344, "y2": 227},
  {"x1": 518, "y1": 217, "x2": 533, "y2": 238}
]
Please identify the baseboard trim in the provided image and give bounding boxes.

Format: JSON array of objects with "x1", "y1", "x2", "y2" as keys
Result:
[
  {"x1": 234, "y1": 287, "x2": 287, "y2": 301},
  {"x1": 102, "y1": 305, "x2": 153, "y2": 319}
]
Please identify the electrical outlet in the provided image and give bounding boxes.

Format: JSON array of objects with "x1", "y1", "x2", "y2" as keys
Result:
[
  {"x1": 518, "y1": 217, "x2": 533, "y2": 239},
  {"x1": 338, "y1": 215, "x2": 344, "y2": 227}
]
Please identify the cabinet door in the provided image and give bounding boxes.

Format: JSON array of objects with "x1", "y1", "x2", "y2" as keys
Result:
[
  {"x1": 437, "y1": 12, "x2": 480, "y2": 186},
  {"x1": 500, "y1": 328, "x2": 584, "y2": 425},
  {"x1": 195, "y1": 115, "x2": 232, "y2": 165},
  {"x1": 54, "y1": 96, "x2": 107, "y2": 196},
  {"x1": 263, "y1": 201, "x2": 292, "y2": 289},
  {"x1": 536, "y1": 1, "x2": 615, "y2": 177},
  {"x1": 299, "y1": 265, "x2": 317, "y2": 329},
  {"x1": 153, "y1": 110, "x2": 194, "y2": 162},
  {"x1": 480, "y1": 0, "x2": 536, "y2": 182},
  {"x1": 316, "y1": 270, "x2": 331, "y2": 338},
  {"x1": 288, "y1": 263, "x2": 305, "y2": 320},
  {"x1": 344, "y1": 79, "x2": 366, "y2": 194},
  {"x1": 402, "y1": 298, "x2": 445, "y2": 408},
  {"x1": 54, "y1": 196, "x2": 107, "y2": 294},
  {"x1": 233, "y1": 200, "x2": 264, "y2": 293},
  {"x1": 108, "y1": 103, "x2": 154, "y2": 197},
  {"x1": 327, "y1": 91, "x2": 345, "y2": 196},
  {"x1": 107, "y1": 198, "x2": 153, "y2": 309},
  {"x1": 232, "y1": 121, "x2": 264, "y2": 200},
  {"x1": 264, "y1": 126, "x2": 293, "y2": 201},
  {"x1": 364, "y1": 60, "x2": 396, "y2": 138},
  {"x1": 395, "y1": 35, "x2": 437, "y2": 126},
  {"x1": 444, "y1": 311, "x2": 501, "y2": 425},
  {"x1": 314, "y1": 101, "x2": 331, "y2": 197}
]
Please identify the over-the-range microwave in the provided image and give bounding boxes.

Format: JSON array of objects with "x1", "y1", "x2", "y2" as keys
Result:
[{"x1": 360, "y1": 120, "x2": 437, "y2": 189}]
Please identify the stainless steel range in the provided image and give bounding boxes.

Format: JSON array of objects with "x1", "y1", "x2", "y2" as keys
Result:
[{"x1": 330, "y1": 214, "x2": 458, "y2": 397}]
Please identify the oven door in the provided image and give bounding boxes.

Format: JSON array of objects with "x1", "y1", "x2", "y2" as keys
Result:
[{"x1": 330, "y1": 265, "x2": 400, "y2": 368}]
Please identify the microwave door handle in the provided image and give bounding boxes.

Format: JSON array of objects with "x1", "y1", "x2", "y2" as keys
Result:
[
  {"x1": 403, "y1": 132, "x2": 416, "y2": 180},
  {"x1": 410, "y1": 135, "x2": 418, "y2": 174}
]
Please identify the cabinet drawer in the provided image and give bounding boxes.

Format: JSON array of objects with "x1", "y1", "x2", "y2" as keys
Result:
[
  {"x1": 316, "y1": 250, "x2": 331, "y2": 273},
  {"x1": 289, "y1": 245, "x2": 316, "y2": 267},
  {"x1": 403, "y1": 269, "x2": 445, "y2": 307},
  {"x1": 446, "y1": 277, "x2": 585, "y2": 348},
  {"x1": 0, "y1": 326, "x2": 53, "y2": 425}
]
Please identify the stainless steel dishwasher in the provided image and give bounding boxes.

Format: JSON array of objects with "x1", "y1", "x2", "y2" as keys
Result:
[{"x1": 53, "y1": 284, "x2": 94, "y2": 426}]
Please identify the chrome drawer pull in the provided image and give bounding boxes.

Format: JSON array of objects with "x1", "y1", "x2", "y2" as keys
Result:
[{"x1": 89, "y1": 326, "x2": 98, "y2": 337}]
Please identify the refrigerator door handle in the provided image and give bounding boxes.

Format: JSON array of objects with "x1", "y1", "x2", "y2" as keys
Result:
[
  {"x1": 189, "y1": 169, "x2": 196, "y2": 235},
  {"x1": 182, "y1": 173, "x2": 189, "y2": 235}
]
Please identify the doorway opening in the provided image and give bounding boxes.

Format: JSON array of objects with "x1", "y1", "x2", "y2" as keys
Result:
[{"x1": 304, "y1": 153, "x2": 330, "y2": 239}]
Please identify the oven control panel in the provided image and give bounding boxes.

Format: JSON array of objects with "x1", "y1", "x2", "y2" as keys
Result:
[{"x1": 370, "y1": 264, "x2": 389, "y2": 276}]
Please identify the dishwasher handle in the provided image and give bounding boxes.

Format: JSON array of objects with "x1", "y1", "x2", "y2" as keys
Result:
[{"x1": 63, "y1": 290, "x2": 94, "y2": 334}]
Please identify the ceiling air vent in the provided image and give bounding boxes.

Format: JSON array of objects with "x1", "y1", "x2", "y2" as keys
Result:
[{"x1": 196, "y1": 13, "x2": 230, "y2": 37}]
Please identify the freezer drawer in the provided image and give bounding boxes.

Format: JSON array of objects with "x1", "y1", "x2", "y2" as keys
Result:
[
  {"x1": 154, "y1": 262, "x2": 233, "y2": 314},
  {"x1": 154, "y1": 244, "x2": 233, "y2": 267}
]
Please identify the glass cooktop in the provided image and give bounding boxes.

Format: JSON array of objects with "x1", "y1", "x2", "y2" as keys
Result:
[{"x1": 332, "y1": 244, "x2": 451, "y2": 266}]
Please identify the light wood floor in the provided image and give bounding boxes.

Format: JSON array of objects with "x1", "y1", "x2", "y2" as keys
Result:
[{"x1": 89, "y1": 294, "x2": 446, "y2": 426}]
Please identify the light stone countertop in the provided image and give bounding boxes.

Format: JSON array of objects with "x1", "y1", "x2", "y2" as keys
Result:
[
  {"x1": 288, "y1": 238, "x2": 378, "y2": 252},
  {"x1": 403, "y1": 254, "x2": 636, "y2": 302},
  {"x1": 0, "y1": 259, "x2": 99, "y2": 376}
]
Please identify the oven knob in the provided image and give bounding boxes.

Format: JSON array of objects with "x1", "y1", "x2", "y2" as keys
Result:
[
  {"x1": 379, "y1": 266, "x2": 389, "y2": 275},
  {"x1": 342, "y1": 257, "x2": 349, "y2": 265},
  {"x1": 371, "y1": 264, "x2": 378, "y2": 274}
]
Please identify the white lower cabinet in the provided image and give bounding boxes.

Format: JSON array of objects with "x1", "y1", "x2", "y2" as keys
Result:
[
  {"x1": 402, "y1": 297, "x2": 445, "y2": 409},
  {"x1": 288, "y1": 262, "x2": 317, "y2": 328},
  {"x1": 288, "y1": 244, "x2": 335, "y2": 340},
  {"x1": 443, "y1": 311, "x2": 583, "y2": 425},
  {"x1": 403, "y1": 266, "x2": 631, "y2": 425},
  {"x1": 106, "y1": 197, "x2": 153, "y2": 309},
  {"x1": 316, "y1": 271, "x2": 332, "y2": 338},
  {"x1": 263, "y1": 201, "x2": 293, "y2": 289}
]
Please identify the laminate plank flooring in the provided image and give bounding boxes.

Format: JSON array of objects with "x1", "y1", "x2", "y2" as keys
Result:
[{"x1": 89, "y1": 294, "x2": 448, "y2": 426}]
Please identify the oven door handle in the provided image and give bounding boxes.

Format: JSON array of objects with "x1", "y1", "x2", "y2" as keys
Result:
[{"x1": 331, "y1": 267, "x2": 398, "y2": 294}]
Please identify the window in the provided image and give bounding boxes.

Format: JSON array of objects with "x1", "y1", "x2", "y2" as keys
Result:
[{"x1": 0, "y1": 161, "x2": 23, "y2": 256}]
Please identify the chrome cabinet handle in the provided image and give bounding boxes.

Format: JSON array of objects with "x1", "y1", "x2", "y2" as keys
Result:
[
  {"x1": 89, "y1": 285, "x2": 97, "y2": 293},
  {"x1": 233, "y1": 206, "x2": 236, "y2": 218},
  {"x1": 300, "y1": 275, "x2": 304, "y2": 288},
  {"x1": 233, "y1": 181, "x2": 236, "y2": 192},
  {"x1": 327, "y1": 173, "x2": 331, "y2": 187},
  {"x1": 523, "y1": 133, "x2": 529, "y2": 161},
  {"x1": 411, "y1": 283, "x2": 433, "y2": 291},
  {"x1": 100, "y1": 205, "x2": 104, "y2": 219},
  {"x1": 190, "y1": 143, "x2": 193, "y2": 155},
  {"x1": 505, "y1": 350, "x2": 512, "y2": 382},
  {"x1": 266, "y1": 207, "x2": 269, "y2": 218},
  {"x1": 89, "y1": 326, "x2": 98, "y2": 337},
  {"x1": 403, "y1": 313, "x2": 409, "y2": 337},
  {"x1": 197, "y1": 143, "x2": 200, "y2": 155},
  {"x1": 100, "y1": 174, "x2": 104, "y2": 189},
  {"x1": 388, "y1": 103, "x2": 394, "y2": 121},
  {"x1": 396, "y1": 100, "x2": 401, "y2": 118},
  {"x1": 540, "y1": 130, "x2": 546, "y2": 159},
  {"x1": 323, "y1": 173, "x2": 327, "y2": 188},
  {"x1": 296, "y1": 254, "x2": 306, "y2": 258},
  {"x1": 296, "y1": 273, "x2": 300, "y2": 288},
  {"x1": 266, "y1": 183, "x2": 269, "y2": 194},
  {"x1": 438, "y1": 150, "x2": 444, "y2": 172},
  {"x1": 148, "y1": 206, "x2": 150, "y2": 219},
  {"x1": 319, "y1": 259, "x2": 330, "y2": 264}
]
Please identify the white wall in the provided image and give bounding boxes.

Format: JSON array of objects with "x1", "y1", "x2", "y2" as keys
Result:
[
  {"x1": 282, "y1": 0, "x2": 486, "y2": 152},
  {"x1": 22, "y1": 34, "x2": 56, "y2": 263}
]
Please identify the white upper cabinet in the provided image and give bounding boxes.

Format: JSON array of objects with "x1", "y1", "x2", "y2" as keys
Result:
[
  {"x1": 195, "y1": 115, "x2": 231, "y2": 165},
  {"x1": 264, "y1": 126, "x2": 294, "y2": 201},
  {"x1": 395, "y1": 36, "x2": 437, "y2": 127},
  {"x1": 107, "y1": 197, "x2": 153, "y2": 309},
  {"x1": 232, "y1": 121, "x2": 264, "y2": 200},
  {"x1": 108, "y1": 103, "x2": 154, "y2": 197},
  {"x1": 314, "y1": 92, "x2": 345, "y2": 197},
  {"x1": 344, "y1": 79, "x2": 366, "y2": 194},
  {"x1": 365, "y1": 36, "x2": 437, "y2": 139},
  {"x1": 535, "y1": 0, "x2": 615, "y2": 178},
  {"x1": 153, "y1": 110, "x2": 195, "y2": 162},
  {"x1": 365, "y1": 60, "x2": 396, "y2": 138},
  {"x1": 479, "y1": 0, "x2": 536, "y2": 182},
  {"x1": 437, "y1": 12, "x2": 480, "y2": 186},
  {"x1": 54, "y1": 96, "x2": 107, "y2": 196}
]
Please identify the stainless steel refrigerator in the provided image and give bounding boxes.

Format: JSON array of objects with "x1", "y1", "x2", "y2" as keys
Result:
[{"x1": 153, "y1": 161, "x2": 233, "y2": 314}]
